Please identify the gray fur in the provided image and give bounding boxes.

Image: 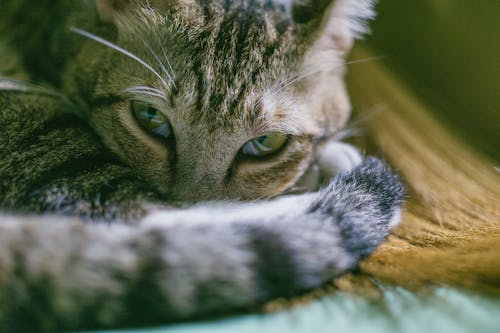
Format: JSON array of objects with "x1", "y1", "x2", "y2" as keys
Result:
[
  {"x1": 0, "y1": 158, "x2": 403, "y2": 332},
  {"x1": 0, "y1": 1, "x2": 406, "y2": 332},
  {"x1": 1, "y1": 0, "x2": 377, "y2": 200}
]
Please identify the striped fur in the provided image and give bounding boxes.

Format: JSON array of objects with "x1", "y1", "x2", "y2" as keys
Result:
[
  {"x1": 0, "y1": 0, "x2": 378, "y2": 200},
  {"x1": 0, "y1": 1, "x2": 406, "y2": 331},
  {"x1": 0, "y1": 90, "x2": 404, "y2": 332}
]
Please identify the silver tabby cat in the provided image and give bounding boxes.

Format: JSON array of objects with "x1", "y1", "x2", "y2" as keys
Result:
[{"x1": 0, "y1": 0, "x2": 404, "y2": 332}]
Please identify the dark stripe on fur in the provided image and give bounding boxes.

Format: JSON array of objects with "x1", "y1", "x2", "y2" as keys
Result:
[{"x1": 245, "y1": 224, "x2": 302, "y2": 299}]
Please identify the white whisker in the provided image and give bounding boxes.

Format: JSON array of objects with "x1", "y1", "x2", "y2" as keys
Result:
[
  {"x1": 315, "y1": 102, "x2": 390, "y2": 144},
  {"x1": 327, "y1": 127, "x2": 365, "y2": 141},
  {"x1": 160, "y1": 44, "x2": 176, "y2": 81},
  {"x1": 293, "y1": 56, "x2": 386, "y2": 88},
  {"x1": 124, "y1": 85, "x2": 165, "y2": 95},
  {"x1": 70, "y1": 27, "x2": 171, "y2": 92},
  {"x1": 345, "y1": 55, "x2": 387, "y2": 66},
  {"x1": 0, "y1": 77, "x2": 74, "y2": 106},
  {"x1": 142, "y1": 41, "x2": 177, "y2": 90},
  {"x1": 131, "y1": 23, "x2": 176, "y2": 90},
  {"x1": 123, "y1": 85, "x2": 168, "y2": 100},
  {"x1": 256, "y1": 56, "x2": 385, "y2": 110}
]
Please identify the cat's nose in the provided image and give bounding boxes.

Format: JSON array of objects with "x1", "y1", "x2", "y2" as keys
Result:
[
  {"x1": 170, "y1": 139, "x2": 238, "y2": 201},
  {"x1": 170, "y1": 165, "x2": 229, "y2": 202},
  {"x1": 170, "y1": 178, "x2": 225, "y2": 201}
]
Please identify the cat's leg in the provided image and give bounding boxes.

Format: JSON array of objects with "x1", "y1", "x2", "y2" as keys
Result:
[
  {"x1": 0, "y1": 158, "x2": 404, "y2": 332},
  {"x1": 293, "y1": 140, "x2": 363, "y2": 192}
]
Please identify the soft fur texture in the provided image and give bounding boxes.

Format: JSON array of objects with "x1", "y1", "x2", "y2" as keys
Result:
[
  {"x1": 0, "y1": 156, "x2": 403, "y2": 332},
  {"x1": 1, "y1": 0, "x2": 377, "y2": 200},
  {"x1": 0, "y1": 1, "x2": 407, "y2": 332},
  {"x1": 0, "y1": 87, "x2": 405, "y2": 331}
]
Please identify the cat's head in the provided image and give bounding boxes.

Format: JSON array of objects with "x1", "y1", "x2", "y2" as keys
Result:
[{"x1": 68, "y1": 0, "x2": 375, "y2": 201}]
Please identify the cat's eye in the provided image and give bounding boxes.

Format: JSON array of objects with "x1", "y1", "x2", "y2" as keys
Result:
[
  {"x1": 131, "y1": 100, "x2": 172, "y2": 139},
  {"x1": 241, "y1": 132, "x2": 288, "y2": 157}
]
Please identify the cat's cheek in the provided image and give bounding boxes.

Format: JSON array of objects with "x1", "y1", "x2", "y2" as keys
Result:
[
  {"x1": 113, "y1": 124, "x2": 172, "y2": 193},
  {"x1": 230, "y1": 149, "x2": 313, "y2": 199}
]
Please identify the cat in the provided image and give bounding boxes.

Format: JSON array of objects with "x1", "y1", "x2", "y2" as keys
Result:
[{"x1": 0, "y1": 0, "x2": 404, "y2": 332}]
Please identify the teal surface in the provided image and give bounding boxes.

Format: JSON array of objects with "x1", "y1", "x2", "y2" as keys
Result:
[{"x1": 89, "y1": 288, "x2": 500, "y2": 333}]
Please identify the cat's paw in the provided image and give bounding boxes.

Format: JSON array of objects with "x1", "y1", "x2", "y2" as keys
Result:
[
  {"x1": 293, "y1": 141, "x2": 363, "y2": 192},
  {"x1": 317, "y1": 141, "x2": 363, "y2": 181},
  {"x1": 309, "y1": 157, "x2": 405, "y2": 259}
]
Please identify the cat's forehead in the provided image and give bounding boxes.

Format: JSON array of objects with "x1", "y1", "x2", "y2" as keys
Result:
[
  {"x1": 166, "y1": 0, "x2": 294, "y2": 24},
  {"x1": 121, "y1": 1, "x2": 309, "y2": 130},
  {"x1": 148, "y1": 0, "x2": 306, "y2": 70}
]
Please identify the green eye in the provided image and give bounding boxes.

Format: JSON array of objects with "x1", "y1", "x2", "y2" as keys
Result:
[
  {"x1": 241, "y1": 132, "x2": 288, "y2": 157},
  {"x1": 131, "y1": 100, "x2": 172, "y2": 139}
]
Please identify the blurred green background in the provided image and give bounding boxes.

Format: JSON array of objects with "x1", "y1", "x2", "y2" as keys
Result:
[{"x1": 364, "y1": 0, "x2": 499, "y2": 162}]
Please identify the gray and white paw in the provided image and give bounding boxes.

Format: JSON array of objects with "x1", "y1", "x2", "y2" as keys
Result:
[
  {"x1": 294, "y1": 141, "x2": 363, "y2": 192},
  {"x1": 316, "y1": 141, "x2": 364, "y2": 180},
  {"x1": 309, "y1": 157, "x2": 405, "y2": 260}
]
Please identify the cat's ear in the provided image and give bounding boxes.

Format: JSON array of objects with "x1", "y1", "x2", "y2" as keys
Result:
[
  {"x1": 293, "y1": 0, "x2": 376, "y2": 55},
  {"x1": 96, "y1": 0, "x2": 167, "y2": 23}
]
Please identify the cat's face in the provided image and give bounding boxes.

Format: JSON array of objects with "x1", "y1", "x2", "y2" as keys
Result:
[{"x1": 67, "y1": 0, "x2": 373, "y2": 201}]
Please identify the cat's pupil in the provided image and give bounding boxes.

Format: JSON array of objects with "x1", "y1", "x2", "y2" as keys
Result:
[
  {"x1": 146, "y1": 107, "x2": 156, "y2": 120},
  {"x1": 257, "y1": 136, "x2": 267, "y2": 143}
]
